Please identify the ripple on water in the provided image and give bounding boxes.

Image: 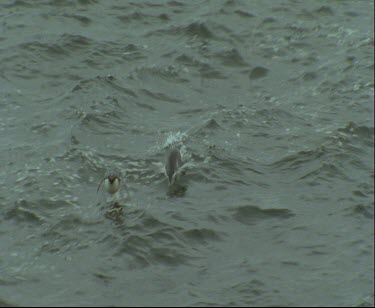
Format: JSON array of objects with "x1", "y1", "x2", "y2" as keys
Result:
[
  {"x1": 182, "y1": 228, "x2": 224, "y2": 244},
  {"x1": 5, "y1": 198, "x2": 79, "y2": 225},
  {"x1": 346, "y1": 204, "x2": 374, "y2": 219},
  {"x1": 131, "y1": 64, "x2": 189, "y2": 83},
  {"x1": 249, "y1": 66, "x2": 269, "y2": 80},
  {"x1": 39, "y1": 214, "x2": 100, "y2": 254},
  {"x1": 179, "y1": 21, "x2": 216, "y2": 39},
  {"x1": 230, "y1": 205, "x2": 294, "y2": 225},
  {"x1": 212, "y1": 47, "x2": 249, "y2": 67},
  {"x1": 98, "y1": 209, "x2": 226, "y2": 269}
]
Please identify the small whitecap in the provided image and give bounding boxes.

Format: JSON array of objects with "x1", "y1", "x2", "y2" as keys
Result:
[
  {"x1": 50, "y1": 195, "x2": 59, "y2": 202},
  {"x1": 164, "y1": 131, "x2": 187, "y2": 148},
  {"x1": 203, "y1": 156, "x2": 211, "y2": 164}
]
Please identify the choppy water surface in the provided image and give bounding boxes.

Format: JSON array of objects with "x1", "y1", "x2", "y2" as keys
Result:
[{"x1": 0, "y1": 0, "x2": 373, "y2": 306}]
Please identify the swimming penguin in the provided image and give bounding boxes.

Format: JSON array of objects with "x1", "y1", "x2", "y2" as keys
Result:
[
  {"x1": 97, "y1": 171, "x2": 121, "y2": 194},
  {"x1": 165, "y1": 148, "x2": 182, "y2": 185}
]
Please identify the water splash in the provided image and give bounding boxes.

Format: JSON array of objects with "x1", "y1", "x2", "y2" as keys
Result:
[{"x1": 163, "y1": 131, "x2": 187, "y2": 149}]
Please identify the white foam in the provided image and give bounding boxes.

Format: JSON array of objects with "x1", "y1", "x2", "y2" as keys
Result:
[{"x1": 164, "y1": 131, "x2": 187, "y2": 149}]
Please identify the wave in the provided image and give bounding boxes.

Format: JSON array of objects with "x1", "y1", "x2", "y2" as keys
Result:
[
  {"x1": 98, "y1": 210, "x2": 225, "y2": 268},
  {"x1": 230, "y1": 204, "x2": 294, "y2": 225}
]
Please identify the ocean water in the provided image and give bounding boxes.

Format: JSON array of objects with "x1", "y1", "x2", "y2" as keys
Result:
[{"x1": 0, "y1": 0, "x2": 373, "y2": 306}]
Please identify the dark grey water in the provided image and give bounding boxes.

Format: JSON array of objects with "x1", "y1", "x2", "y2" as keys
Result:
[{"x1": 0, "y1": 0, "x2": 374, "y2": 306}]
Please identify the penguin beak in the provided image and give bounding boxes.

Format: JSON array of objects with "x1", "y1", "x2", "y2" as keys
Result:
[{"x1": 108, "y1": 175, "x2": 116, "y2": 184}]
